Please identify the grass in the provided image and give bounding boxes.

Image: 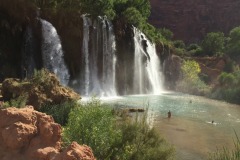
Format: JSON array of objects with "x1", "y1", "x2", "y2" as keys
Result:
[{"x1": 208, "y1": 131, "x2": 240, "y2": 160}]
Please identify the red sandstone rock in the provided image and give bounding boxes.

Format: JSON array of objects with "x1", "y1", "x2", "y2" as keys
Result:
[
  {"x1": 149, "y1": 0, "x2": 240, "y2": 43},
  {"x1": 0, "y1": 107, "x2": 96, "y2": 160}
]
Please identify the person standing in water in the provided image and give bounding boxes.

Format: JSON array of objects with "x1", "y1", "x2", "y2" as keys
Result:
[{"x1": 168, "y1": 110, "x2": 171, "y2": 118}]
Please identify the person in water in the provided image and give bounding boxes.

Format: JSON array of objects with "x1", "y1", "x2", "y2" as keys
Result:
[{"x1": 168, "y1": 110, "x2": 171, "y2": 118}]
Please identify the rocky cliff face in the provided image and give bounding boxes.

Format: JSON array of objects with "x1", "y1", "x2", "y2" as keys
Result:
[
  {"x1": 149, "y1": 0, "x2": 240, "y2": 43},
  {"x1": 0, "y1": 106, "x2": 95, "y2": 160}
]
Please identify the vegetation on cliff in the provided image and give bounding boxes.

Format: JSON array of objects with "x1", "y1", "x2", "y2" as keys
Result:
[
  {"x1": 171, "y1": 25, "x2": 240, "y2": 104},
  {"x1": 1, "y1": 69, "x2": 80, "y2": 109}
]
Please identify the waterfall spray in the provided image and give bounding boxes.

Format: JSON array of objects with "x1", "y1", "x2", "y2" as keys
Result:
[
  {"x1": 133, "y1": 27, "x2": 163, "y2": 94},
  {"x1": 80, "y1": 15, "x2": 117, "y2": 96},
  {"x1": 41, "y1": 19, "x2": 70, "y2": 86}
]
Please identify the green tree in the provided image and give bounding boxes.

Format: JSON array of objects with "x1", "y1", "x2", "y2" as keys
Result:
[
  {"x1": 181, "y1": 60, "x2": 201, "y2": 82},
  {"x1": 173, "y1": 40, "x2": 185, "y2": 49},
  {"x1": 177, "y1": 60, "x2": 209, "y2": 95},
  {"x1": 158, "y1": 28, "x2": 173, "y2": 40},
  {"x1": 226, "y1": 26, "x2": 240, "y2": 58},
  {"x1": 126, "y1": 0, "x2": 150, "y2": 19},
  {"x1": 202, "y1": 32, "x2": 225, "y2": 56},
  {"x1": 122, "y1": 7, "x2": 145, "y2": 27}
]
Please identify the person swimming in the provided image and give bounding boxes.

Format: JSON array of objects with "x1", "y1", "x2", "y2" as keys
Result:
[{"x1": 168, "y1": 110, "x2": 171, "y2": 118}]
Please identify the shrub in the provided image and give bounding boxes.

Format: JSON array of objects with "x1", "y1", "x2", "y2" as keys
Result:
[
  {"x1": 63, "y1": 98, "x2": 175, "y2": 160},
  {"x1": 38, "y1": 100, "x2": 77, "y2": 126},
  {"x1": 63, "y1": 98, "x2": 122, "y2": 159},
  {"x1": 32, "y1": 69, "x2": 51, "y2": 85},
  {"x1": 177, "y1": 60, "x2": 210, "y2": 95},
  {"x1": 202, "y1": 32, "x2": 225, "y2": 56},
  {"x1": 173, "y1": 40, "x2": 185, "y2": 49},
  {"x1": 116, "y1": 112, "x2": 175, "y2": 160},
  {"x1": 3, "y1": 94, "x2": 28, "y2": 108}
]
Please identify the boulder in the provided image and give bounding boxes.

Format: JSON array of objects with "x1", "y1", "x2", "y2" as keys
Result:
[
  {"x1": 0, "y1": 107, "x2": 96, "y2": 160},
  {"x1": 1, "y1": 70, "x2": 80, "y2": 109}
]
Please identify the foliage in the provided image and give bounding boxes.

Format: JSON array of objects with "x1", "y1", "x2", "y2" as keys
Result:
[
  {"x1": 218, "y1": 72, "x2": 237, "y2": 87},
  {"x1": 32, "y1": 69, "x2": 51, "y2": 86},
  {"x1": 177, "y1": 60, "x2": 209, "y2": 95},
  {"x1": 173, "y1": 40, "x2": 185, "y2": 49},
  {"x1": 63, "y1": 98, "x2": 175, "y2": 160},
  {"x1": 181, "y1": 60, "x2": 201, "y2": 81},
  {"x1": 80, "y1": 0, "x2": 115, "y2": 19},
  {"x1": 174, "y1": 48, "x2": 186, "y2": 57},
  {"x1": 38, "y1": 100, "x2": 77, "y2": 126},
  {"x1": 186, "y1": 43, "x2": 203, "y2": 56},
  {"x1": 158, "y1": 28, "x2": 173, "y2": 41},
  {"x1": 226, "y1": 26, "x2": 240, "y2": 58},
  {"x1": 202, "y1": 32, "x2": 225, "y2": 56},
  {"x1": 208, "y1": 131, "x2": 240, "y2": 160},
  {"x1": 3, "y1": 94, "x2": 28, "y2": 108},
  {"x1": 122, "y1": 7, "x2": 145, "y2": 27},
  {"x1": 116, "y1": 112, "x2": 175, "y2": 160},
  {"x1": 63, "y1": 98, "x2": 121, "y2": 159},
  {"x1": 211, "y1": 69, "x2": 240, "y2": 104}
]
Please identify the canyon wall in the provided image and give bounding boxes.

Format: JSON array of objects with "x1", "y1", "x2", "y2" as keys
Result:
[{"x1": 149, "y1": 0, "x2": 240, "y2": 43}]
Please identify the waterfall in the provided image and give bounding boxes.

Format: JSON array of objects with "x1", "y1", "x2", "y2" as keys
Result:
[
  {"x1": 133, "y1": 27, "x2": 163, "y2": 94},
  {"x1": 41, "y1": 19, "x2": 70, "y2": 85},
  {"x1": 80, "y1": 15, "x2": 117, "y2": 96},
  {"x1": 81, "y1": 16, "x2": 91, "y2": 95}
]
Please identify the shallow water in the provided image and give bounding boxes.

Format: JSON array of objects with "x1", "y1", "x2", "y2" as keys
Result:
[{"x1": 102, "y1": 92, "x2": 240, "y2": 160}]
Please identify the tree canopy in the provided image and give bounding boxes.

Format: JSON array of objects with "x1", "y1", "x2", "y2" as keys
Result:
[
  {"x1": 226, "y1": 26, "x2": 240, "y2": 58},
  {"x1": 202, "y1": 32, "x2": 225, "y2": 56}
]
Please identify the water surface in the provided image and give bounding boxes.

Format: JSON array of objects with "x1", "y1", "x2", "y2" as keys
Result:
[{"x1": 103, "y1": 92, "x2": 240, "y2": 160}]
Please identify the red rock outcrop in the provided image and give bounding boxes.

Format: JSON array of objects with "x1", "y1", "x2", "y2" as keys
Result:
[
  {"x1": 149, "y1": 0, "x2": 240, "y2": 43},
  {"x1": 1, "y1": 70, "x2": 80, "y2": 109},
  {"x1": 0, "y1": 106, "x2": 95, "y2": 160}
]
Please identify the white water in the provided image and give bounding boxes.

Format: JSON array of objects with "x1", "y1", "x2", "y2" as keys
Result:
[
  {"x1": 103, "y1": 92, "x2": 240, "y2": 160},
  {"x1": 133, "y1": 27, "x2": 163, "y2": 94},
  {"x1": 80, "y1": 15, "x2": 117, "y2": 96},
  {"x1": 41, "y1": 19, "x2": 70, "y2": 85},
  {"x1": 82, "y1": 16, "x2": 91, "y2": 95},
  {"x1": 146, "y1": 43, "x2": 163, "y2": 94}
]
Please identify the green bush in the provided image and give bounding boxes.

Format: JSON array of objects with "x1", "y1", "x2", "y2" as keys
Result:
[
  {"x1": 177, "y1": 60, "x2": 210, "y2": 95},
  {"x1": 173, "y1": 40, "x2": 185, "y2": 49},
  {"x1": 32, "y1": 69, "x2": 51, "y2": 85},
  {"x1": 202, "y1": 32, "x2": 225, "y2": 56},
  {"x1": 38, "y1": 100, "x2": 77, "y2": 126},
  {"x1": 3, "y1": 94, "x2": 28, "y2": 108},
  {"x1": 63, "y1": 98, "x2": 121, "y2": 159},
  {"x1": 63, "y1": 98, "x2": 175, "y2": 160},
  {"x1": 116, "y1": 113, "x2": 175, "y2": 160}
]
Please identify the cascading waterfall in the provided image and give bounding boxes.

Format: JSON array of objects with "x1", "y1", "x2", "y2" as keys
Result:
[
  {"x1": 146, "y1": 43, "x2": 163, "y2": 94},
  {"x1": 133, "y1": 27, "x2": 163, "y2": 94},
  {"x1": 80, "y1": 15, "x2": 117, "y2": 96},
  {"x1": 41, "y1": 19, "x2": 70, "y2": 85},
  {"x1": 81, "y1": 16, "x2": 91, "y2": 95}
]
